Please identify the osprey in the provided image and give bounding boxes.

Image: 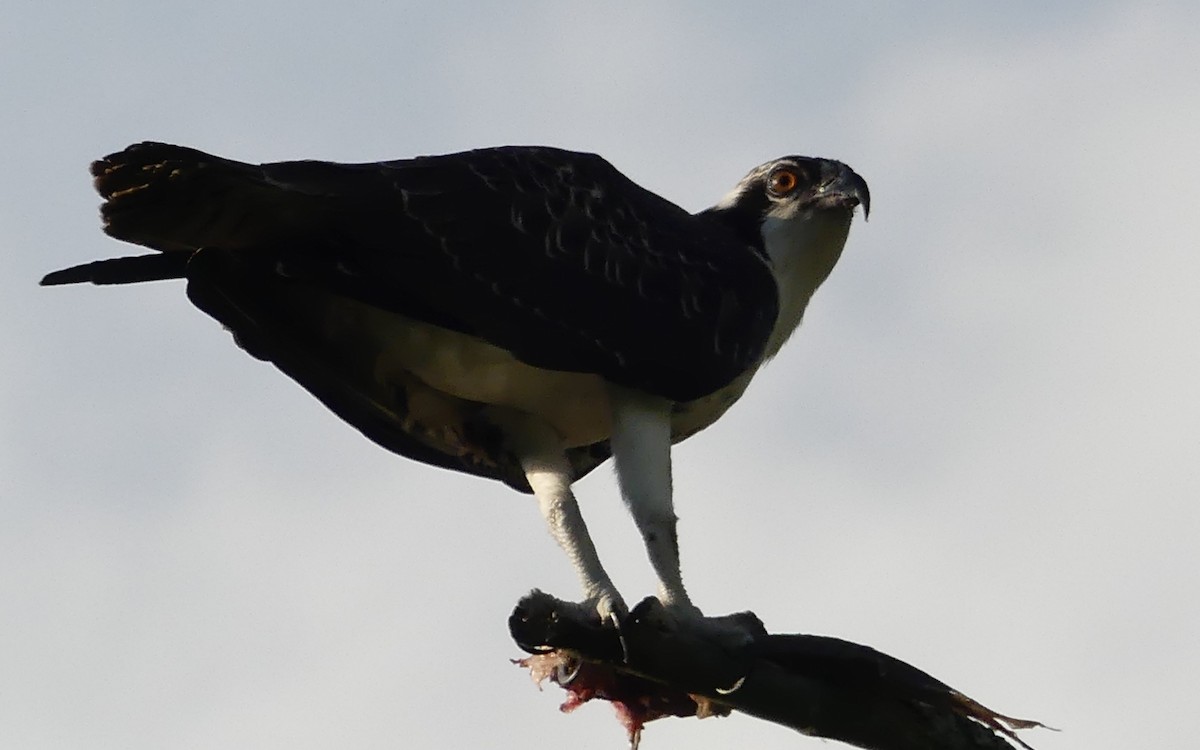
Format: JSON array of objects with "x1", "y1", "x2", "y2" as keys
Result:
[{"x1": 43, "y1": 142, "x2": 868, "y2": 624}]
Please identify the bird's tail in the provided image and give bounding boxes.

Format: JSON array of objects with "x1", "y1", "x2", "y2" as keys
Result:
[
  {"x1": 42, "y1": 141, "x2": 301, "y2": 287},
  {"x1": 93, "y1": 141, "x2": 275, "y2": 252}
]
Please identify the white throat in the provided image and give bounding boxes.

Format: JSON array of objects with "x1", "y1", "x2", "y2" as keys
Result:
[{"x1": 759, "y1": 211, "x2": 852, "y2": 360}]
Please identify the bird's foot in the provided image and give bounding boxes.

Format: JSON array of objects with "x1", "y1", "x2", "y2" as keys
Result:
[
  {"x1": 593, "y1": 590, "x2": 630, "y2": 628},
  {"x1": 553, "y1": 588, "x2": 627, "y2": 629},
  {"x1": 629, "y1": 597, "x2": 765, "y2": 654},
  {"x1": 585, "y1": 590, "x2": 631, "y2": 662},
  {"x1": 535, "y1": 588, "x2": 628, "y2": 629}
]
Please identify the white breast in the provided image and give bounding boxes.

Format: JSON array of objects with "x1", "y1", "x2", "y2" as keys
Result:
[
  {"x1": 310, "y1": 283, "x2": 795, "y2": 453},
  {"x1": 319, "y1": 298, "x2": 612, "y2": 447}
]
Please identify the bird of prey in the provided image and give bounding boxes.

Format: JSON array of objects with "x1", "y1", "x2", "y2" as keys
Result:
[{"x1": 43, "y1": 142, "x2": 868, "y2": 624}]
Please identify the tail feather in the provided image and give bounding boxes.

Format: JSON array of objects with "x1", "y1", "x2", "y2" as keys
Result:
[
  {"x1": 90, "y1": 142, "x2": 223, "y2": 201},
  {"x1": 41, "y1": 252, "x2": 190, "y2": 286},
  {"x1": 90, "y1": 141, "x2": 271, "y2": 253},
  {"x1": 44, "y1": 140, "x2": 364, "y2": 289}
]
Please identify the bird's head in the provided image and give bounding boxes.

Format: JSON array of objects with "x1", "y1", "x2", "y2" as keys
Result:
[
  {"x1": 704, "y1": 155, "x2": 869, "y2": 250},
  {"x1": 702, "y1": 155, "x2": 870, "y2": 358}
]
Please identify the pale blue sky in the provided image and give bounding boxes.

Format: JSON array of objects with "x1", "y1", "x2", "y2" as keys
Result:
[{"x1": 3, "y1": 3, "x2": 1198, "y2": 749}]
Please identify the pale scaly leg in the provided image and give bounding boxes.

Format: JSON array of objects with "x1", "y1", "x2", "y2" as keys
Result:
[
  {"x1": 609, "y1": 387, "x2": 758, "y2": 660},
  {"x1": 520, "y1": 447, "x2": 627, "y2": 623},
  {"x1": 608, "y1": 385, "x2": 699, "y2": 615}
]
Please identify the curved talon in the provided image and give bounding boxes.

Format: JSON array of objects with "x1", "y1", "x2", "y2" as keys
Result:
[
  {"x1": 555, "y1": 656, "x2": 582, "y2": 685},
  {"x1": 715, "y1": 675, "x2": 746, "y2": 695},
  {"x1": 608, "y1": 611, "x2": 631, "y2": 663}
]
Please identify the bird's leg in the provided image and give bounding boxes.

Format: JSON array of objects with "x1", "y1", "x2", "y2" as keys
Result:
[
  {"x1": 520, "y1": 449, "x2": 627, "y2": 624},
  {"x1": 608, "y1": 386, "x2": 698, "y2": 616},
  {"x1": 608, "y1": 390, "x2": 759, "y2": 656}
]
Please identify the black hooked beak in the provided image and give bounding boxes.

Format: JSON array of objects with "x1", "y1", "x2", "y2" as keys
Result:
[{"x1": 820, "y1": 162, "x2": 871, "y2": 220}]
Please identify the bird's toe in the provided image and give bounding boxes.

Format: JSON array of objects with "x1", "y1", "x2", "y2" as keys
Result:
[{"x1": 636, "y1": 597, "x2": 765, "y2": 652}]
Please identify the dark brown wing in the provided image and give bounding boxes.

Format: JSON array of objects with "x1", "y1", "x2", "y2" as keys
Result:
[
  {"x1": 42, "y1": 142, "x2": 780, "y2": 487},
  {"x1": 53, "y1": 141, "x2": 778, "y2": 402}
]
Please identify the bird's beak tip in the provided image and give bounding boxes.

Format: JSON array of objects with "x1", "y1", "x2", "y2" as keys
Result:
[
  {"x1": 827, "y1": 163, "x2": 870, "y2": 223},
  {"x1": 850, "y1": 171, "x2": 870, "y2": 222}
]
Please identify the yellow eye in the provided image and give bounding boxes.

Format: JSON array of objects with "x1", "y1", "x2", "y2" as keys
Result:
[{"x1": 768, "y1": 168, "x2": 799, "y2": 196}]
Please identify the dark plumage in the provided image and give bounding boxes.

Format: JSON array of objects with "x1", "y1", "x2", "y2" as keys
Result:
[{"x1": 44, "y1": 141, "x2": 868, "y2": 620}]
